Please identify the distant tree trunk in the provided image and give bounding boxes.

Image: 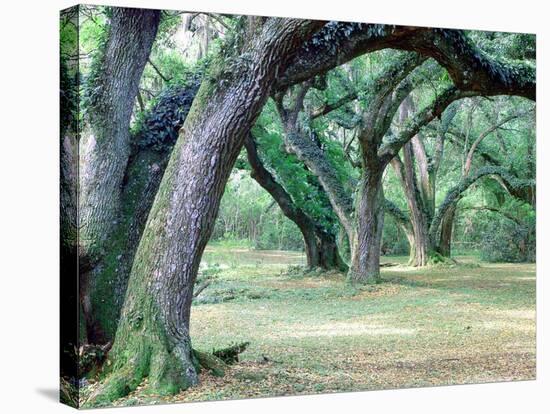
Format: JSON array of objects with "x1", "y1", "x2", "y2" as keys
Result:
[
  {"x1": 433, "y1": 106, "x2": 532, "y2": 258},
  {"x1": 349, "y1": 169, "x2": 384, "y2": 284},
  {"x1": 274, "y1": 87, "x2": 357, "y2": 263},
  {"x1": 87, "y1": 18, "x2": 322, "y2": 406},
  {"x1": 244, "y1": 136, "x2": 347, "y2": 271},
  {"x1": 438, "y1": 204, "x2": 456, "y2": 257},
  {"x1": 429, "y1": 165, "x2": 533, "y2": 247},
  {"x1": 390, "y1": 146, "x2": 430, "y2": 266},
  {"x1": 300, "y1": 224, "x2": 346, "y2": 270},
  {"x1": 77, "y1": 8, "x2": 160, "y2": 344}
]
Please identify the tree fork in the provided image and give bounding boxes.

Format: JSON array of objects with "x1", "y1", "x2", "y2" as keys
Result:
[{"x1": 86, "y1": 18, "x2": 324, "y2": 406}]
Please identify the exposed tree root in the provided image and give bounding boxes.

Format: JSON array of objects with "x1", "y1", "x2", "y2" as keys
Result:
[
  {"x1": 193, "y1": 349, "x2": 227, "y2": 377},
  {"x1": 427, "y1": 251, "x2": 459, "y2": 266},
  {"x1": 82, "y1": 344, "x2": 233, "y2": 408},
  {"x1": 79, "y1": 342, "x2": 112, "y2": 378},
  {"x1": 213, "y1": 342, "x2": 250, "y2": 364}
]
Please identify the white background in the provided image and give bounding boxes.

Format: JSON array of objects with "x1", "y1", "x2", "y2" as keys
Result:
[{"x1": 0, "y1": 0, "x2": 547, "y2": 412}]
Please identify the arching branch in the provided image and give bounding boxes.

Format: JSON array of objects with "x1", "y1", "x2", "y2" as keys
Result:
[
  {"x1": 278, "y1": 24, "x2": 535, "y2": 101},
  {"x1": 378, "y1": 86, "x2": 476, "y2": 163},
  {"x1": 429, "y1": 166, "x2": 534, "y2": 241},
  {"x1": 459, "y1": 206, "x2": 524, "y2": 226},
  {"x1": 463, "y1": 108, "x2": 534, "y2": 174}
]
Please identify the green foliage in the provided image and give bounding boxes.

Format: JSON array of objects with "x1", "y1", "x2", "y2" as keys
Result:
[
  {"x1": 60, "y1": 38, "x2": 78, "y2": 136},
  {"x1": 469, "y1": 31, "x2": 536, "y2": 62},
  {"x1": 480, "y1": 218, "x2": 535, "y2": 263},
  {"x1": 132, "y1": 81, "x2": 199, "y2": 151},
  {"x1": 79, "y1": 9, "x2": 109, "y2": 121},
  {"x1": 382, "y1": 218, "x2": 410, "y2": 255},
  {"x1": 211, "y1": 171, "x2": 304, "y2": 251},
  {"x1": 253, "y1": 103, "x2": 342, "y2": 234}
]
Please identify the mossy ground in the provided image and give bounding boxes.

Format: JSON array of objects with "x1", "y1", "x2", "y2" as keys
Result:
[{"x1": 84, "y1": 245, "x2": 535, "y2": 407}]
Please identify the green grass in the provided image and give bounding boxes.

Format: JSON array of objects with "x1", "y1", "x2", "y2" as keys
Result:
[{"x1": 111, "y1": 246, "x2": 536, "y2": 406}]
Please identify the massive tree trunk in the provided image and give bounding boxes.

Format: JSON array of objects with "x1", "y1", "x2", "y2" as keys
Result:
[
  {"x1": 244, "y1": 136, "x2": 347, "y2": 271},
  {"x1": 78, "y1": 8, "x2": 160, "y2": 344},
  {"x1": 60, "y1": 30, "x2": 79, "y2": 393},
  {"x1": 84, "y1": 84, "x2": 199, "y2": 345},
  {"x1": 389, "y1": 98, "x2": 431, "y2": 266},
  {"x1": 87, "y1": 18, "x2": 322, "y2": 406},
  {"x1": 349, "y1": 169, "x2": 384, "y2": 284}
]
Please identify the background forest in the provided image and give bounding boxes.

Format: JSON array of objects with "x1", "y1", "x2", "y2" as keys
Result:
[{"x1": 60, "y1": 6, "x2": 536, "y2": 408}]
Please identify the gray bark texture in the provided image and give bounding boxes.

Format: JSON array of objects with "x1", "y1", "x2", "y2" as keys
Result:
[
  {"x1": 349, "y1": 170, "x2": 385, "y2": 284},
  {"x1": 86, "y1": 18, "x2": 323, "y2": 406},
  {"x1": 77, "y1": 8, "x2": 160, "y2": 344},
  {"x1": 83, "y1": 83, "x2": 199, "y2": 346}
]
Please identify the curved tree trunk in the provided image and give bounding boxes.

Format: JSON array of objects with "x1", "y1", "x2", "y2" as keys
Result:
[
  {"x1": 276, "y1": 104, "x2": 358, "y2": 268},
  {"x1": 87, "y1": 18, "x2": 322, "y2": 406},
  {"x1": 244, "y1": 136, "x2": 346, "y2": 271},
  {"x1": 78, "y1": 8, "x2": 160, "y2": 344},
  {"x1": 429, "y1": 165, "x2": 534, "y2": 246},
  {"x1": 275, "y1": 91, "x2": 356, "y2": 242}
]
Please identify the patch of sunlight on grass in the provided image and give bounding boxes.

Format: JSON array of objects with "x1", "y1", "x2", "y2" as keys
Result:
[
  {"x1": 487, "y1": 309, "x2": 536, "y2": 319},
  {"x1": 283, "y1": 322, "x2": 416, "y2": 338},
  {"x1": 112, "y1": 247, "x2": 536, "y2": 406},
  {"x1": 480, "y1": 320, "x2": 535, "y2": 333}
]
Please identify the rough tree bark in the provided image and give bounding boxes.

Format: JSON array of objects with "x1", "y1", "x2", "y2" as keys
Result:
[
  {"x1": 86, "y1": 18, "x2": 323, "y2": 406},
  {"x1": 84, "y1": 84, "x2": 199, "y2": 345},
  {"x1": 78, "y1": 8, "x2": 160, "y2": 344},
  {"x1": 244, "y1": 136, "x2": 347, "y2": 271},
  {"x1": 349, "y1": 168, "x2": 385, "y2": 283},
  {"x1": 387, "y1": 98, "x2": 458, "y2": 265},
  {"x1": 276, "y1": 100, "x2": 356, "y2": 245},
  {"x1": 390, "y1": 145, "x2": 430, "y2": 266},
  {"x1": 347, "y1": 53, "x2": 426, "y2": 282},
  {"x1": 438, "y1": 205, "x2": 456, "y2": 257},
  {"x1": 278, "y1": 24, "x2": 535, "y2": 100}
]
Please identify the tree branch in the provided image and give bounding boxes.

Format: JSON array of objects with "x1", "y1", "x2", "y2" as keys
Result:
[
  {"x1": 429, "y1": 166, "x2": 534, "y2": 241},
  {"x1": 378, "y1": 86, "x2": 476, "y2": 163},
  {"x1": 147, "y1": 58, "x2": 171, "y2": 83},
  {"x1": 459, "y1": 206, "x2": 523, "y2": 226},
  {"x1": 278, "y1": 24, "x2": 535, "y2": 101},
  {"x1": 463, "y1": 108, "x2": 534, "y2": 174}
]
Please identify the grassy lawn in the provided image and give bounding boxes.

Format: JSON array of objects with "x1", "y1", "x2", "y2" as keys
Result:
[{"x1": 113, "y1": 245, "x2": 536, "y2": 406}]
